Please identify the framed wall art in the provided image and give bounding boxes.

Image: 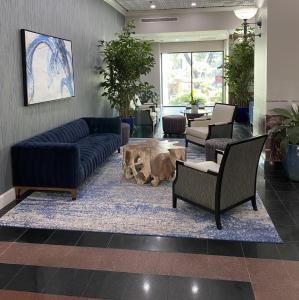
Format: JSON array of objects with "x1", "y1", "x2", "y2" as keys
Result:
[{"x1": 21, "y1": 29, "x2": 75, "y2": 105}]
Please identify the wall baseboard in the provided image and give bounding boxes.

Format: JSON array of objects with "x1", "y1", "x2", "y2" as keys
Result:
[{"x1": 0, "y1": 188, "x2": 16, "y2": 210}]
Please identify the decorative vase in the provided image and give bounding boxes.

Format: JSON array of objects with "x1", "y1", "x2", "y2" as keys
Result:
[
  {"x1": 191, "y1": 105, "x2": 198, "y2": 113},
  {"x1": 283, "y1": 144, "x2": 299, "y2": 181}
]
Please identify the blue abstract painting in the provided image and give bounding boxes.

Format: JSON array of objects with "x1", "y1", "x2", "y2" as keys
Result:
[{"x1": 21, "y1": 30, "x2": 75, "y2": 105}]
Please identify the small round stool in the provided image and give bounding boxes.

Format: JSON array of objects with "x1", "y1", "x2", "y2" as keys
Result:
[
  {"x1": 162, "y1": 115, "x2": 186, "y2": 135},
  {"x1": 205, "y1": 138, "x2": 234, "y2": 162},
  {"x1": 121, "y1": 122, "x2": 130, "y2": 146}
]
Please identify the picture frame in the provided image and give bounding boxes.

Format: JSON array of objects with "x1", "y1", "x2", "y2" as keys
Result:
[{"x1": 21, "y1": 29, "x2": 75, "y2": 106}]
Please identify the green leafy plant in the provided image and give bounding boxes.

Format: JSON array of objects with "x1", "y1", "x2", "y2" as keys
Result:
[
  {"x1": 270, "y1": 104, "x2": 299, "y2": 155},
  {"x1": 137, "y1": 82, "x2": 158, "y2": 105},
  {"x1": 190, "y1": 96, "x2": 205, "y2": 106},
  {"x1": 97, "y1": 21, "x2": 155, "y2": 117},
  {"x1": 223, "y1": 27, "x2": 255, "y2": 107}
]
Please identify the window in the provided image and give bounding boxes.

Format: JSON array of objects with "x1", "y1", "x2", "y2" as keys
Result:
[{"x1": 161, "y1": 52, "x2": 223, "y2": 106}]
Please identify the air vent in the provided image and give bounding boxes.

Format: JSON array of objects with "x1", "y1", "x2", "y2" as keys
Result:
[{"x1": 140, "y1": 17, "x2": 178, "y2": 23}]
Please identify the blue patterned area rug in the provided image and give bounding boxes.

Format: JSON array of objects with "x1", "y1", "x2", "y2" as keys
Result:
[{"x1": 0, "y1": 139, "x2": 281, "y2": 242}]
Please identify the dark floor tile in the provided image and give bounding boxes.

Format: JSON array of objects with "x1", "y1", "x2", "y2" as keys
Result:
[
  {"x1": 0, "y1": 226, "x2": 27, "y2": 242},
  {"x1": 0, "y1": 263, "x2": 23, "y2": 288},
  {"x1": 277, "y1": 225, "x2": 299, "y2": 242},
  {"x1": 271, "y1": 182, "x2": 296, "y2": 191},
  {"x1": 169, "y1": 277, "x2": 254, "y2": 300},
  {"x1": 262, "y1": 200, "x2": 286, "y2": 212},
  {"x1": 208, "y1": 280, "x2": 254, "y2": 300},
  {"x1": 277, "y1": 242, "x2": 299, "y2": 261},
  {"x1": 256, "y1": 181, "x2": 274, "y2": 193},
  {"x1": 123, "y1": 273, "x2": 168, "y2": 300},
  {"x1": 168, "y1": 277, "x2": 211, "y2": 300},
  {"x1": 141, "y1": 236, "x2": 207, "y2": 254},
  {"x1": 5, "y1": 265, "x2": 57, "y2": 293},
  {"x1": 83, "y1": 270, "x2": 127, "y2": 299},
  {"x1": 108, "y1": 233, "x2": 145, "y2": 250},
  {"x1": 43, "y1": 267, "x2": 93, "y2": 296},
  {"x1": 77, "y1": 231, "x2": 112, "y2": 248},
  {"x1": 269, "y1": 210, "x2": 296, "y2": 226},
  {"x1": 45, "y1": 230, "x2": 83, "y2": 246},
  {"x1": 277, "y1": 191, "x2": 299, "y2": 202},
  {"x1": 16, "y1": 228, "x2": 54, "y2": 244},
  {"x1": 207, "y1": 240, "x2": 244, "y2": 257},
  {"x1": 258, "y1": 190, "x2": 279, "y2": 202},
  {"x1": 242, "y1": 242, "x2": 281, "y2": 259}
]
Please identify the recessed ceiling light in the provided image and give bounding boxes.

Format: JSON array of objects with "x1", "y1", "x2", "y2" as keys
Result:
[
  {"x1": 150, "y1": 2, "x2": 156, "y2": 9},
  {"x1": 191, "y1": 2, "x2": 197, "y2": 7}
]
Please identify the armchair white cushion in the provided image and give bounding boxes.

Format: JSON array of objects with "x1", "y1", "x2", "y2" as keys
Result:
[{"x1": 184, "y1": 161, "x2": 220, "y2": 174}]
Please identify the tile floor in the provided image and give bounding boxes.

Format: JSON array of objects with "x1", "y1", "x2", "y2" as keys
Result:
[{"x1": 0, "y1": 119, "x2": 298, "y2": 299}]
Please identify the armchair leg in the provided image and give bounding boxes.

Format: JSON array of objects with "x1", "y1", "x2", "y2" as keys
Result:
[
  {"x1": 172, "y1": 195, "x2": 177, "y2": 208},
  {"x1": 118, "y1": 148, "x2": 121, "y2": 153},
  {"x1": 185, "y1": 139, "x2": 188, "y2": 147},
  {"x1": 251, "y1": 196, "x2": 258, "y2": 211},
  {"x1": 215, "y1": 212, "x2": 222, "y2": 230}
]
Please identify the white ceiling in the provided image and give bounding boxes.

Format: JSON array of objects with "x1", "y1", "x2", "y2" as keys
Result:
[{"x1": 115, "y1": 0, "x2": 256, "y2": 11}]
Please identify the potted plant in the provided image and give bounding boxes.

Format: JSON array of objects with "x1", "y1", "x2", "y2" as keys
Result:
[
  {"x1": 223, "y1": 27, "x2": 255, "y2": 123},
  {"x1": 97, "y1": 21, "x2": 155, "y2": 132},
  {"x1": 270, "y1": 104, "x2": 299, "y2": 181},
  {"x1": 137, "y1": 82, "x2": 158, "y2": 105},
  {"x1": 190, "y1": 96, "x2": 205, "y2": 113}
]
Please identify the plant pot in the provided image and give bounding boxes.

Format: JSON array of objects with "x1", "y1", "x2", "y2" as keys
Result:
[
  {"x1": 121, "y1": 116, "x2": 135, "y2": 135},
  {"x1": 191, "y1": 105, "x2": 198, "y2": 113},
  {"x1": 235, "y1": 107, "x2": 249, "y2": 123},
  {"x1": 283, "y1": 144, "x2": 299, "y2": 181}
]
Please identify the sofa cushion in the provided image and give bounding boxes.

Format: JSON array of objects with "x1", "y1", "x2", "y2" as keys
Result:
[
  {"x1": 27, "y1": 119, "x2": 90, "y2": 144},
  {"x1": 78, "y1": 133, "x2": 121, "y2": 181},
  {"x1": 186, "y1": 127, "x2": 209, "y2": 140}
]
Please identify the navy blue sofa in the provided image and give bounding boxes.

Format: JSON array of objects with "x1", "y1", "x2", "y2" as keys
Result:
[{"x1": 11, "y1": 117, "x2": 121, "y2": 200}]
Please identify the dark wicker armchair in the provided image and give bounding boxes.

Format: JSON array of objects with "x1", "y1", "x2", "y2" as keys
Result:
[{"x1": 173, "y1": 135, "x2": 267, "y2": 229}]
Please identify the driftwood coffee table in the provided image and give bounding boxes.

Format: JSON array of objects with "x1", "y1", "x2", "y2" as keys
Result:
[{"x1": 123, "y1": 139, "x2": 186, "y2": 187}]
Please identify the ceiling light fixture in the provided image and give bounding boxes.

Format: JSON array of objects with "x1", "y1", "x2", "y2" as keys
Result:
[
  {"x1": 150, "y1": 1, "x2": 156, "y2": 9},
  {"x1": 191, "y1": 2, "x2": 197, "y2": 7},
  {"x1": 233, "y1": 7, "x2": 262, "y2": 40}
]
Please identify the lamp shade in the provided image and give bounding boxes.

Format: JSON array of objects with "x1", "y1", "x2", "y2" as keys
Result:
[{"x1": 234, "y1": 7, "x2": 258, "y2": 20}]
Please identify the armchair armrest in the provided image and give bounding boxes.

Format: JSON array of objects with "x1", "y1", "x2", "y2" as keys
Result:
[
  {"x1": 215, "y1": 149, "x2": 224, "y2": 164},
  {"x1": 208, "y1": 122, "x2": 234, "y2": 139},
  {"x1": 83, "y1": 117, "x2": 121, "y2": 135},
  {"x1": 11, "y1": 143, "x2": 80, "y2": 188}
]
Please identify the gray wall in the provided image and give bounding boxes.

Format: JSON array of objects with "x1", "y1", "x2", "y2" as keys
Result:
[{"x1": 0, "y1": 0, "x2": 124, "y2": 194}]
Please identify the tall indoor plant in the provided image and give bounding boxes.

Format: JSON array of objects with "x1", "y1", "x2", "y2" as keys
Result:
[
  {"x1": 97, "y1": 21, "x2": 155, "y2": 128},
  {"x1": 270, "y1": 104, "x2": 299, "y2": 181},
  {"x1": 223, "y1": 28, "x2": 255, "y2": 122}
]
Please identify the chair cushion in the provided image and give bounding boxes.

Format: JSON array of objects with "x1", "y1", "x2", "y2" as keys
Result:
[
  {"x1": 211, "y1": 104, "x2": 235, "y2": 124},
  {"x1": 184, "y1": 161, "x2": 220, "y2": 174},
  {"x1": 78, "y1": 133, "x2": 121, "y2": 181},
  {"x1": 186, "y1": 127, "x2": 209, "y2": 139}
]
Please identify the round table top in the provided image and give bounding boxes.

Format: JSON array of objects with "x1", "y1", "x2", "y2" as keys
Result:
[{"x1": 162, "y1": 115, "x2": 186, "y2": 120}]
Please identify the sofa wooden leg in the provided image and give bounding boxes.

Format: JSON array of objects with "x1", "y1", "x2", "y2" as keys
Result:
[
  {"x1": 118, "y1": 148, "x2": 121, "y2": 153},
  {"x1": 70, "y1": 189, "x2": 77, "y2": 201},
  {"x1": 15, "y1": 187, "x2": 21, "y2": 200},
  {"x1": 185, "y1": 139, "x2": 188, "y2": 147},
  {"x1": 251, "y1": 196, "x2": 258, "y2": 211}
]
